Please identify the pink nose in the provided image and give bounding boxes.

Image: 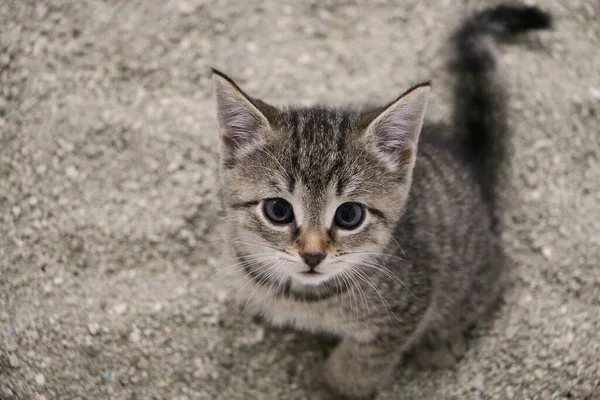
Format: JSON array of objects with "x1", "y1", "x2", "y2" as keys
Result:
[{"x1": 300, "y1": 252, "x2": 326, "y2": 269}]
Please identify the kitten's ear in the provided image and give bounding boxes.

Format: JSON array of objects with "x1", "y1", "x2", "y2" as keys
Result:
[
  {"x1": 364, "y1": 83, "x2": 430, "y2": 169},
  {"x1": 212, "y1": 69, "x2": 272, "y2": 157}
]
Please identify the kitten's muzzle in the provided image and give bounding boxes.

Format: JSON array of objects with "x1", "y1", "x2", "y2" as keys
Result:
[{"x1": 300, "y1": 252, "x2": 326, "y2": 269}]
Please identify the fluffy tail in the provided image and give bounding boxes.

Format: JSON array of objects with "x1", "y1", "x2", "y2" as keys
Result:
[{"x1": 449, "y1": 4, "x2": 552, "y2": 206}]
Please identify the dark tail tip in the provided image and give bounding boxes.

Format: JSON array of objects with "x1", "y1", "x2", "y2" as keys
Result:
[{"x1": 480, "y1": 5, "x2": 553, "y2": 35}]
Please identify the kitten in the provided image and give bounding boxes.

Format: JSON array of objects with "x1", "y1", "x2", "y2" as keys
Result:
[{"x1": 212, "y1": 4, "x2": 551, "y2": 399}]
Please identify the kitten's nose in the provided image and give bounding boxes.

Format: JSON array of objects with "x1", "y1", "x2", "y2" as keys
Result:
[{"x1": 300, "y1": 252, "x2": 326, "y2": 269}]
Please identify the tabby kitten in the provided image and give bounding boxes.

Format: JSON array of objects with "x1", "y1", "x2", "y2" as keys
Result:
[{"x1": 213, "y1": 4, "x2": 551, "y2": 399}]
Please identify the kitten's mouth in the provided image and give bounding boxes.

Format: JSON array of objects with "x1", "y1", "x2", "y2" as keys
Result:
[
  {"x1": 294, "y1": 269, "x2": 330, "y2": 286},
  {"x1": 300, "y1": 270, "x2": 321, "y2": 276}
]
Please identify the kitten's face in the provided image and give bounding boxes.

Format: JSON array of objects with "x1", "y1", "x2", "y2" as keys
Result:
[{"x1": 213, "y1": 70, "x2": 429, "y2": 289}]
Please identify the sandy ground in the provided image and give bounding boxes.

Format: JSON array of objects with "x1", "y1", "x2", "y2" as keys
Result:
[{"x1": 1, "y1": 0, "x2": 599, "y2": 399}]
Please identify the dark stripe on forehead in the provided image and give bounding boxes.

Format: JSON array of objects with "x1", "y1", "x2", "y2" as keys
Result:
[
  {"x1": 287, "y1": 174, "x2": 296, "y2": 193},
  {"x1": 335, "y1": 112, "x2": 351, "y2": 196},
  {"x1": 268, "y1": 178, "x2": 283, "y2": 191},
  {"x1": 336, "y1": 173, "x2": 349, "y2": 197},
  {"x1": 289, "y1": 109, "x2": 300, "y2": 191}
]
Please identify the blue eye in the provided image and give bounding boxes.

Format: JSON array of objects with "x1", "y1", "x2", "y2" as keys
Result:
[
  {"x1": 263, "y1": 198, "x2": 294, "y2": 224},
  {"x1": 334, "y1": 202, "x2": 365, "y2": 230}
]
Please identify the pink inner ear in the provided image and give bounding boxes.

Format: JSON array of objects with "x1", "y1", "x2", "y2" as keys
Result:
[
  {"x1": 398, "y1": 148, "x2": 414, "y2": 168},
  {"x1": 214, "y1": 76, "x2": 270, "y2": 157},
  {"x1": 369, "y1": 87, "x2": 429, "y2": 160},
  {"x1": 221, "y1": 132, "x2": 238, "y2": 149}
]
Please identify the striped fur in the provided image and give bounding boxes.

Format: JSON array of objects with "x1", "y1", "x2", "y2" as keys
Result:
[{"x1": 213, "y1": 5, "x2": 551, "y2": 398}]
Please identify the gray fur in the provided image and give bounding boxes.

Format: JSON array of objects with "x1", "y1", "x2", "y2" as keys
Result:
[{"x1": 212, "y1": 4, "x2": 551, "y2": 399}]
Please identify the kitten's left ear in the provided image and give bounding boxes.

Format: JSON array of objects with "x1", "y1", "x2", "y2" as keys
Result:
[
  {"x1": 364, "y1": 83, "x2": 430, "y2": 169},
  {"x1": 212, "y1": 69, "x2": 274, "y2": 159}
]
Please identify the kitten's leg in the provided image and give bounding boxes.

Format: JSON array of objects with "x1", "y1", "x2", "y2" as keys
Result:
[
  {"x1": 322, "y1": 337, "x2": 400, "y2": 399},
  {"x1": 415, "y1": 327, "x2": 468, "y2": 368}
]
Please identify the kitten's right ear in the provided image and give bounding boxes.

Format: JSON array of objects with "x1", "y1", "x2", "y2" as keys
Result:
[
  {"x1": 362, "y1": 83, "x2": 430, "y2": 171},
  {"x1": 212, "y1": 69, "x2": 271, "y2": 157}
]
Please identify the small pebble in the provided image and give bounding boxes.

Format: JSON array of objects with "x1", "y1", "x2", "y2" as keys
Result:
[
  {"x1": 1, "y1": 386, "x2": 14, "y2": 398},
  {"x1": 541, "y1": 247, "x2": 553, "y2": 259},
  {"x1": 166, "y1": 161, "x2": 180, "y2": 172},
  {"x1": 26, "y1": 329, "x2": 40, "y2": 342},
  {"x1": 43, "y1": 283, "x2": 53, "y2": 294},
  {"x1": 8, "y1": 354, "x2": 20, "y2": 368},
  {"x1": 58, "y1": 139, "x2": 75, "y2": 152},
  {"x1": 35, "y1": 164, "x2": 47, "y2": 175},
  {"x1": 298, "y1": 52, "x2": 312, "y2": 65},
  {"x1": 65, "y1": 165, "x2": 79, "y2": 179},
  {"x1": 254, "y1": 327, "x2": 265, "y2": 343},
  {"x1": 113, "y1": 303, "x2": 128, "y2": 315},
  {"x1": 136, "y1": 358, "x2": 150, "y2": 370},
  {"x1": 151, "y1": 302, "x2": 163, "y2": 313},
  {"x1": 11, "y1": 206, "x2": 21, "y2": 217},
  {"x1": 200, "y1": 306, "x2": 213, "y2": 316},
  {"x1": 87, "y1": 322, "x2": 100, "y2": 336},
  {"x1": 5, "y1": 339, "x2": 18, "y2": 352},
  {"x1": 216, "y1": 290, "x2": 228, "y2": 303},
  {"x1": 35, "y1": 373, "x2": 46, "y2": 386},
  {"x1": 129, "y1": 328, "x2": 141, "y2": 343}
]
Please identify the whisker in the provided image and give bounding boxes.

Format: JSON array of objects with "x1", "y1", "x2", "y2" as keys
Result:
[
  {"x1": 202, "y1": 213, "x2": 231, "y2": 232},
  {"x1": 273, "y1": 270, "x2": 287, "y2": 298},
  {"x1": 358, "y1": 260, "x2": 420, "y2": 301},
  {"x1": 259, "y1": 266, "x2": 284, "y2": 316},
  {"x1": 229, "y1": 259, "x2": 280, "y2": 300},
  {"x1": 210, "y1": 238, "x2": 286, "y2": 253},
  {"x1": 384, "y1": 231, "x2": 408, "y2": 260},
  {"x1": 350, "y1": 268, "x2": 371, "y2": 322},
  {"x1": 339, "y1": 269, "x2": 360, "y2": 325},
  {"x1": 350, "y1": 266, "x2": 403, "y2": 322},
  {"x1": 349, "y1": 267, "x2": 390, "y2": 318},
  {"x1": 241, "y1": 261, "x2": 280, "y2": 313},
  {"x1": 357, "y1": 259, "x2": 405, "y2": 285},
  {"x1": 333, "y1": 275, "x2": 345, "y2": 316},
  {"x1": 210, "y1": 254, "x2": 283, "y2": 280},
  {"x1": 340, "y1": 250, "x2": 409, "y2": 262}
]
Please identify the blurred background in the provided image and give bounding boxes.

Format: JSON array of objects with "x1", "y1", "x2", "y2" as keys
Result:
[{"x1": 0, "y1": 0, "x2": 599, "y2": 399}]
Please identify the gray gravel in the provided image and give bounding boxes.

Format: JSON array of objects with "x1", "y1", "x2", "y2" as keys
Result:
[{"x1": 1, "y1": 0, "x2": 599, "y2": 399}]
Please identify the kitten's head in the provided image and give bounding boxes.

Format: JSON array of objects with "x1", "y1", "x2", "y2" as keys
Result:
[{"x1": 213, "y1": 69, "x2": 429, "y2": 289}]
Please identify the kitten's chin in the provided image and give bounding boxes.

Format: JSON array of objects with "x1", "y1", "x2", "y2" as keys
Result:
[{"x1": 292, "y1": 271, "x2": 332, "y2": 286}]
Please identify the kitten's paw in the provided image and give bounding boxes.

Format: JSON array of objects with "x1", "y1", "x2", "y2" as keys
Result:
[
  {"x1": 416, "y1": 330, "x2": 467, "y2": 368},
  {"x1": 321, "y1": 351, "x2": 378, "y2": 400},
  {"x1": 320, "y1": 376, "x2": 378, "y2": 400}
]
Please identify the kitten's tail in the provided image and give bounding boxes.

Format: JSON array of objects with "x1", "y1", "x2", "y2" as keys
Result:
[{"x1": 449, "y1": 4, "x2": 551, "y2": 205}]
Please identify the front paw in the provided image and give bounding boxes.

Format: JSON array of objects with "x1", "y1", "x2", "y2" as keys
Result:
[
  {"x1": 416, "y1": 329, "x2": 467, "y2": 368},
  {"x1": 321, "y1": 350, "x2": 378, "y2": 400},
  {"x1": 321, "y1": 377, "x2": 377, "y2": 400}
]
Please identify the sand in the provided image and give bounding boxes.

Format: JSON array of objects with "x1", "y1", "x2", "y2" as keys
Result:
[{"x1": 1, "y1": 0, "x2": 599, "y2": 399}]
